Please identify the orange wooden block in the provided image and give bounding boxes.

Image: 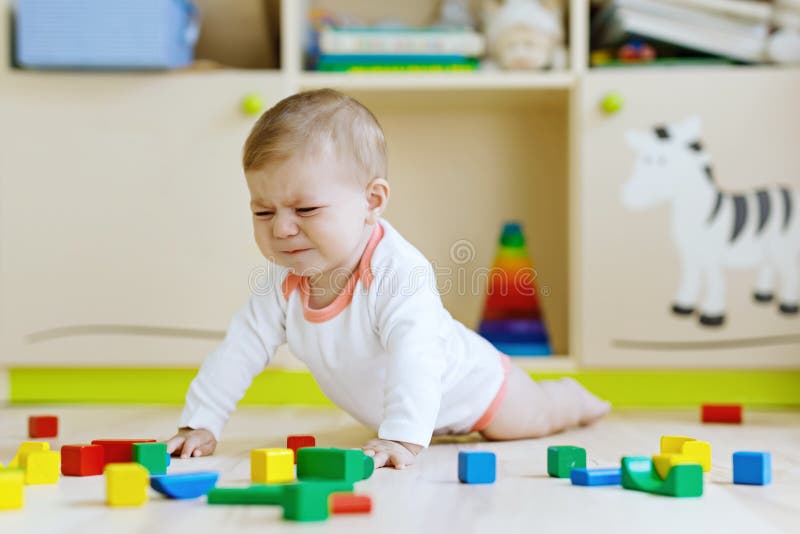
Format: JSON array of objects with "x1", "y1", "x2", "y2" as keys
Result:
[{"x1": 330, "y1": 493, "x2": 372, "y2": 514}]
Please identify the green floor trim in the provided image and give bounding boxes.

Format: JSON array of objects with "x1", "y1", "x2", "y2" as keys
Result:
[{"x1": 8, "y1": 367, "x2": 800, "y2": 407}]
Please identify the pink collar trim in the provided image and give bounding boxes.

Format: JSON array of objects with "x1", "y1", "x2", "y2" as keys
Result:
[{"x1": 280, "y1": 222, "x2": 385, "y2": 323}]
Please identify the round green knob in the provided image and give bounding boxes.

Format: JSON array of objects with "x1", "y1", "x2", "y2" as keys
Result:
[
  {"x1": 241, "y1": 93, "x2": 265, "y2": 116},
  {"x1": 601, "y1": 91, "x2": 624, "y2": 114}
]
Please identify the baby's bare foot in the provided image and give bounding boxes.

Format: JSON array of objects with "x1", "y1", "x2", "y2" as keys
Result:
[{"x1": 562, "y1": 377, "x2": 611, "y2": 425}]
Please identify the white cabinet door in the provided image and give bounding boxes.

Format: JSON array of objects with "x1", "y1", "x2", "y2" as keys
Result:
[
  {"x1": 576, "y1": 68, "x2": 800, "y2": 368},
  {"x1": 0, "y1": 72, "x2": 289, "y2": 365}
]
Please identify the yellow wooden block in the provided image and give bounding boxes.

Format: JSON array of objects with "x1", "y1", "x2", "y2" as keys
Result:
[
  {"x1": 105, "y1": 463, "x2": 149, "y2": 507},
  {"x1": 659, "y1": 435, "x2": 711, "y2": 472},
  {"x1": 0, "y1": 469, "x2": 25, "y2": 510},
  {"x1": 652, "y1": 454, "x2": 698, "y2": 479},
  {"x1": 8, "y1": 441, "x2": 50, "y2": 469},
  {"x1": 20, "y1": 451, "x2": 60, "y2": 485},
  {"x1": 659, "y1": 436, "x2": 695, "y2": 454},
  {"x1": 251, "y1": 448, "x2": 294, "y2": 484}
]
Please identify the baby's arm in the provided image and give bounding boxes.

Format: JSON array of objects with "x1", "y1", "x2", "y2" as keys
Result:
[
  {"x1": 366, "y1": 262, "x2": 447, "y2": 468},
  {"x1": 168, "y1": 280, "x2": 287, "y2": 457}
]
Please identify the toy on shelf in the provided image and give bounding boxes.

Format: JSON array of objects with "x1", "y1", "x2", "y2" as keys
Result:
[
  {"x1": 478, "y1": 221, "x2": 552, "y2": 356},
  {"x1": 482, "y1": 0, "x2": 567, "y2": 70},
  {"x1": 28, "y1": 415, "x2": 58, "y2": 438},
  {"x1": 458, "y1": 450, "x2": 496, "y2": 484},
  {"x1": 701, "y1": 404, "x2": 742, "y2": 424},
  {"x1": 733, "y1": 452, "x2": 771, "y2": 486}
]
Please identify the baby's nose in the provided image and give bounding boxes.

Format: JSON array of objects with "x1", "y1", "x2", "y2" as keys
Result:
[{"x1": 272, "y1": 213, "x2": 299, "y2": 238}]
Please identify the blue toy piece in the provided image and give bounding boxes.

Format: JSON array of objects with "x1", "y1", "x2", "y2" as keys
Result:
[
  {"x1": 570, "y1": 467, "x2": 621, "y2": 486},
  {"x1": 166, "y1": 453, "x2": 171, "y2": 467},
  {"x1": 150, "y1": 471, "x2": 219, "y2": 499},
  {"x1": 458, "y1": 451, "x2": 496, "y2": 484},
  {"x1": 733, "y1": 452, "x2": 771, "y2": 485}
]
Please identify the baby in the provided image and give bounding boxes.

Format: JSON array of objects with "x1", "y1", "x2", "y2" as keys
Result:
[{"x1": 166, "y1": 89, "x2": 610, "y2": 469}]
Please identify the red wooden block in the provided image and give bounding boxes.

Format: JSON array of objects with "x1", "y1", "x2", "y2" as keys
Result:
[
  {"x1": 286, "y1": 434, "x2": 316, "y2": 464},
  {"x1": 701, "y1": 404, "x2": 742, "y2": 424},
  {"x1": 61, "y1": 444, "x2": 105, "y2": 476},
  {"x1": 91, "y1": 439, "x2": 157, "y2": 465},
  {"x1": 330, "y1": 493, "x2": 372, "y2": 514},
  {"x1": 28, "y1": 415, "x2": 59, "y2": 438}
]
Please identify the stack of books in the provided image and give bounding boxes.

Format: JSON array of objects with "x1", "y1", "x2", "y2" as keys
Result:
[
  {"x1": 315, "y1": 26, "x2": 486, "y2": 72},
  {"x1": 593, "y1": 0, "x2": 773, "y2": 63}
]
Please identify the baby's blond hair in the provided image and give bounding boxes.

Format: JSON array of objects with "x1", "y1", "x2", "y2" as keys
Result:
[{"x1": 243, "y1": 89, "x2": 387, "y2": 183}]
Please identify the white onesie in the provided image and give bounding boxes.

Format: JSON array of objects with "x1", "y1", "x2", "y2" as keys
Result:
[{"x1": 179, "y1": 219, "x2": 509, "y2": 447}]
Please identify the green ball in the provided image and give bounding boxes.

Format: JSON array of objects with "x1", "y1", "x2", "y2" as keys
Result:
[
  {"x1": 601, "y1": 91, "x2": 624, "y2": 114},
  {"x1": 242, "y1": 94, "x2": 265, "y2": 116}
]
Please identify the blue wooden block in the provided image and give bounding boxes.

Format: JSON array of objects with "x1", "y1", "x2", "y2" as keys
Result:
[
  {"x1": 166, "y1": 452, "x2": 171, "y2": 467},
  {"x1": 458, "y1": 451, "x2": 496, "y2": 484},
  {"x1": 570, "y1": 467, "x2": 621, "y2": 486},
  {"x1": 150, "y1": 471, "x2": 219, "y2": 499},
  {"x1": 733, "y1": 452, "x2": 771, "y2": 485}
]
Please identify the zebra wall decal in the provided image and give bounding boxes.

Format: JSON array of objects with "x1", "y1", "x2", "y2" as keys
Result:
[{"x1": 621, "y1": 116, "x2": 800, "y2": 327}]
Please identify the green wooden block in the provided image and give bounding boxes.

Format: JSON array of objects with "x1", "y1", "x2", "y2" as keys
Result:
[
  {"x1": 296, "y1": 448, "x2": 373, "y2": 482},
  {"x1": 282, "y1": 481, "x2": 354, "y2": 522},
  {"x1": 547, "y1": 446, "x2": 586, "y2": 478},
  {"x1": 621, "y1": 456, "x2": 703, "y2": 497},
  {"x1": 132, "y1": 442, "x2": 168, "y2": 476},
  {"x1": 207, "y1": 485, "x2": 287, "y2": 505}
]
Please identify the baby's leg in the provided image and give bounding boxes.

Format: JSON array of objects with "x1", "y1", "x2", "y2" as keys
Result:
[{"x1": 480, "y1": 364, "x2": 610, "y2": 441}]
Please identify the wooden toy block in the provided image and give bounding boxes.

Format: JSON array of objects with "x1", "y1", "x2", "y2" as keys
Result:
[
  {"x1": 297, "y1": 448, "x2": 374, "y2": 483},
  {"x1": 251, "y1": 448, "x2": 294, "y2": 484},
  {"x1": 207, "y1": 484, "x2": 287, "y2": 505},
  {"x1": 132, "y1": 442, "x2": 168, "y2": 476},
  {"x1": 149, "y1": 471, "x2": 219, "y2": 499},
  {"x1": 91, "y1": 439, "x2": 157, "y2": 466},
  {"x1": 330, "y1": 493, "x2": 372, "y2": 514},
  {"x1": 570, "y1": 467, "x2": 621, "y2": 486},
  {"x1": 621, "y1": 456, "x2": 703, "y2": 497},
  {"x1": 652, "y1": 454, "x2": 697, "y2": 480},
  {"x1": 61, "y1": 444, "x2": 105, "y2": 476},
  {"x1": 8, "y1": 441, "x2": 50, "y2": 469},
  {"x1": 458, "y1": 451, "x2": 496, "y2": 484},
  {"x1": 0, "y1": 469, "x2": 25, "y2": 510},
  {"x1": 20, "y1": 450, "x2": 60, "y2": 485},
  {"x1": 28, "y1": 415, "x2": 58, "y2": 438},
  {"x1": 733, "y1": 451, "x2": 771, "y2": 485},
  {"x1": 282, "y1": 481, "x2": 355, "y2": 522},
  {"x1": 105, "y1": 463, "x2": 149, "y2": 506},
  {"x1": 659, "y1": 436, "x2": 694, "y2": 454},
  {"x1": 701, "y1": 404, "x2": 742, "y2": 424},
  {"x1": 547, "y1": 446, "x2": 587, "y2": 478},
  {"x1": 286, "y1": 435, "x2": 316, "y2": 464},
  {"x1": 658, "y1": 436, "x2": 711, "y2": 473}
]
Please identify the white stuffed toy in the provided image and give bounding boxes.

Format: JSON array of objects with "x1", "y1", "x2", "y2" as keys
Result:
[{"x1": 483, "y1": 0, "x2": 566, "y2": 70}]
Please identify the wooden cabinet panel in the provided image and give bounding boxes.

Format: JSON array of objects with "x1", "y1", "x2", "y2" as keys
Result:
[
  {"x1": 577, "y1": 68, "x2": 800, "y2": 368},
  {"x1": 0, "y1": 72, "x2": 289, "y2": 365}
]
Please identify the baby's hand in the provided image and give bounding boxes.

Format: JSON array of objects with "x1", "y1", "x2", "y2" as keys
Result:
[
  {"x1": 361, "y1": 438, "x2": 422, "y2": 470},
  {"x1": 165, "y1": 427, "x2": 217, "y2": 459}
]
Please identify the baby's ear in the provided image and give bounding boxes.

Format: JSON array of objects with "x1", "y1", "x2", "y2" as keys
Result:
[{"x1": 365, "y1": 178, "x2": 390, "y2": 222}]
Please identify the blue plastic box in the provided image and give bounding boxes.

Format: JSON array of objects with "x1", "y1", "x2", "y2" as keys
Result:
[{"x1": 15, "y1": 0, "x2": 200, "y2": 69}]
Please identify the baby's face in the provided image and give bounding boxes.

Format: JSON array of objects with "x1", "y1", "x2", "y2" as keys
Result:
[{"x1": 245, "y1": 145, "x2": 373, "y2": 277}]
